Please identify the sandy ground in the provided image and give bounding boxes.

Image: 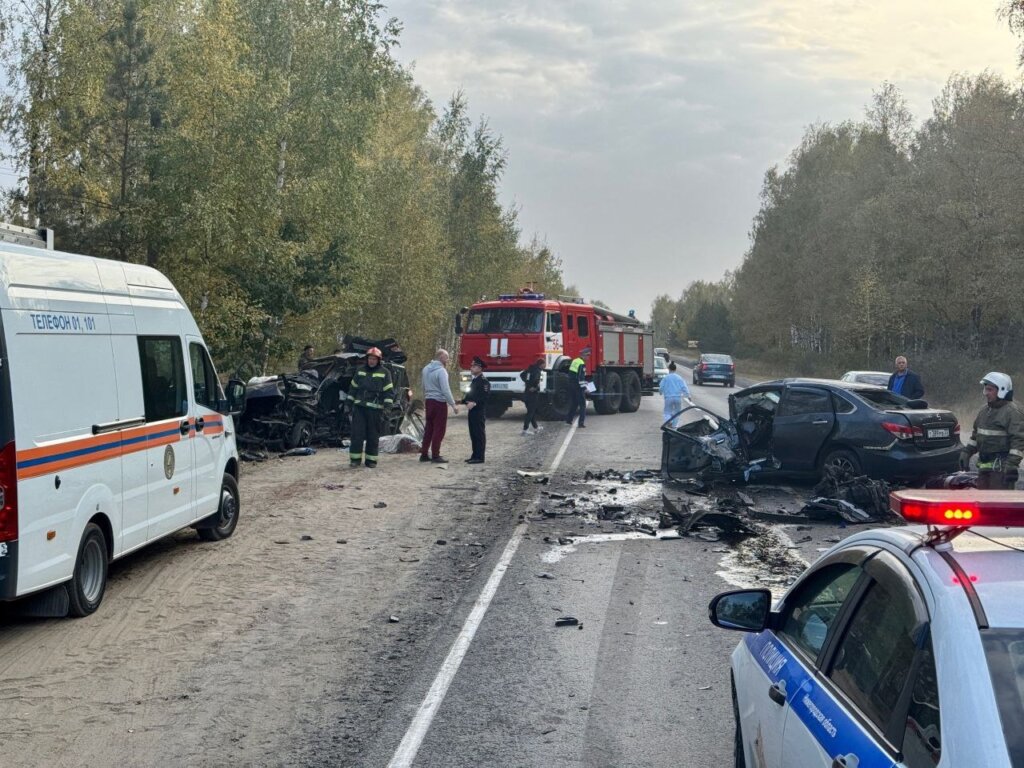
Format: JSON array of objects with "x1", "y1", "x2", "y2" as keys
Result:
[{"x1": 0, "y1": 411, "x2": 541, "y2": 768}]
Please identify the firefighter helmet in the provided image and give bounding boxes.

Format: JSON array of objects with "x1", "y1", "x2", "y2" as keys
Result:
[
  {"x1": 981, "y1": 371, "x2": 1013, "y2": 399},
  {"x1": 366, "y1": 346, "x2": 383, "y2": 360}
]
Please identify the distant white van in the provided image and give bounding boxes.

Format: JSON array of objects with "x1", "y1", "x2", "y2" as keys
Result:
[{"x1": 0, "y1": 223, "x2": 245, "y2": 616}]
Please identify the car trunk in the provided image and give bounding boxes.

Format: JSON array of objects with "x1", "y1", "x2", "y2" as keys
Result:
[
  {"x1": 699, "y1": 362, "x2": 733, "y2": 375},
  {"x1": 888, "y1": 409, "x2": 959, "y2": 449}
]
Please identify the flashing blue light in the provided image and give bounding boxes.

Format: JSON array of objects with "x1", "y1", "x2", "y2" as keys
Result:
[{"x1": 498, "y1": 292, "x2": 546, "y2": 301}]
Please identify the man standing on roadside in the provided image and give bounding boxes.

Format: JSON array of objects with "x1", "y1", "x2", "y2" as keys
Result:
[
  {"x1": 565, "y1": 348, "x2": 591, "y2": 428},
  {"x1": 462, "y1": 357, "x2": 490, "y2": 464},
  {"x1": 887, "y1": 356, "x2": 924, "y2": 399},
  {"x1": 659, "y1": 362, "x2": 690, "y2": 427},
  {"x1": 960, "y1": 372, "x2": 1024, "y2": 489},
  {"x1": 521, "y1": 355, "x2": 545, "y2": 435},
  {"x1": 298, "y1": 344, "x2": 316, "y2": 371},
  {"x1": 420, "y1": 349, "x2": 458, "y2": 463}
]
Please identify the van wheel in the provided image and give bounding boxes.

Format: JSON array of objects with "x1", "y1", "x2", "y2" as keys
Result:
[
  {"x1": 198, "y1": 474, "x2": 240, "y2": 542},
  {"x1": 67, "y1": 523, "x2": 108, "y2": 617}
]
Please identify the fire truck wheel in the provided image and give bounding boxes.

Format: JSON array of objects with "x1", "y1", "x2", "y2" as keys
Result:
[
  {"x1": 67, "y1": 523, "x2": 109, "y2": 617},
  {"x1": 595, "y1": 372, "x2": 623, "y2": 415},
  {"x1": 619, "y1": 371, "x2": 642, "y2": 413},
  {"x1": 540, "y1": 374, "x2": 573, "y2": 420}
]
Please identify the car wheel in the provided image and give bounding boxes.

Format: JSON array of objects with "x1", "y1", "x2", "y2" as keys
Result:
[
  {"x1": 822, "y1": 448, "x2": 862, "y2": 477},
  {"x1": 198, "y1": 473, "x2": 241, "y2": 542},
  {"x1": 67, "y1": 522, "x2": 108, "y2": 617},
  {"x1": 732, "y1": 678, "x2": 746, "y2": 768}
]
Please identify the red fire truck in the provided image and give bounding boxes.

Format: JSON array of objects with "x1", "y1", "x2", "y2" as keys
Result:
[{"x1": 456, "y1": 292, "x2": 655, "y2": 419}]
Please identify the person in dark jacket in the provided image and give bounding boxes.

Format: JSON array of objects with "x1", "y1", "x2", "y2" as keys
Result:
[
  {"x1": 348, "y1": 347, "x2": 394, "y2": 468},
  {"x1": 298, "y1": 344, "x2": 316, "y2": 371},
  {"x1": 565, "y1": 348, "x2": 591, "y2": 428},
  {"x1": 887, "y1": 356, "x2": 924, "y2": 400},
  {"x1": 521, "y1": 356, "x2": 545, "y2": 435},
  {"x1": 462, "y1": 356, "x2": 490, "y2": 464},
  {"x1": 960, "y1": 371, "x2": 1024, "y2": 489}
]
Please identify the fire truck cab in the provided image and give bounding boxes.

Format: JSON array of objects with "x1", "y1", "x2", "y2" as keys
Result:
[{"x1": 456, "y1": 292, "x2": 654, "y2": 420}]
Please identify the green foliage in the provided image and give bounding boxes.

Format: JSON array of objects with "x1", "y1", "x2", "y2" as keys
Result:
[{"x1": 0, "y1": 0, "x2": 563, "y2": 377}]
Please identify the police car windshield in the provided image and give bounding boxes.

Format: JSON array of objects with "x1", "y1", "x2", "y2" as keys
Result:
[
  {"x1": 465, "y1": 308, "x2": 543, "y2": 334},
  {"x1": 982, "y1": 629, "x2": 1024, "y2": 767}
]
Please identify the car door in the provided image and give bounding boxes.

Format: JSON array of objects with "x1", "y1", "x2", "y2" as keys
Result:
[
  {"x1": 781, "y1": 550, "x2": 938, "y2": 768},
  {"x1": 735, "y1": 560, "x2": 863, "y2": 768},
  {"x1": 659, "y1": 405, "x2": 739, "y2": 479},
  {"x1": 772, "y1": 387, "x2": 835, "y2": 471},
  {"x1": 188, "y1": 339, "x2": 225, "y2": 521},
  {"x1": 138, "y1": 335, "x2": 195, "y2": 540}
]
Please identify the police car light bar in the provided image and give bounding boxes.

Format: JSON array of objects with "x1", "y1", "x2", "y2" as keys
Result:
[{"x1": 891, "y1": 490, "x2": 1024, "y2": 526}]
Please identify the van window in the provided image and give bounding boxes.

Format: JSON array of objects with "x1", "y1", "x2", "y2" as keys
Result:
[
  {"x1": 578, "y1": 316, "x2": 590, "y2": 338},
  {"x1": 138, "y1": 337, "x2": 187, "y2": 421},
  {"x1": 189, "y1": 343, "x2": 223, "y2": 409}
]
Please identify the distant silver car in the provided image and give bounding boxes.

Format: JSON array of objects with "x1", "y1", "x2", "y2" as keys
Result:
[
  {"x1": 654, "y1": 355, "x2": 669, "y2": 384},
  {"x1": 839, "y1": 370, "x2": 890, "y2": 388},
  {"x1": 654, "y1": 347, "x2": 670, "y2": 362}
]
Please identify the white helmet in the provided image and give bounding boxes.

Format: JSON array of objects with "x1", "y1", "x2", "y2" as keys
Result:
[{"x1": 981, "y1": 371, "x2": 1013, "y2": 399}]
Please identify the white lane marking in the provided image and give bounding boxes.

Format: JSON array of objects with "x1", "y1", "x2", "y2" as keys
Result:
[
  {"x1": 549, "y1": 421, "x2": 577, "y2": 474},
  {"x1": 387, "y1": 522, "x2": 528, "y2": 767},
  {"x1": 388, "y1": 422, "x2": 578, "y2": 767}
]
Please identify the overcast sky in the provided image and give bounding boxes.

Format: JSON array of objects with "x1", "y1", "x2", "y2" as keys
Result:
[{"x1": 386, "y1": 0, "x2": 1021, "y2": 318}]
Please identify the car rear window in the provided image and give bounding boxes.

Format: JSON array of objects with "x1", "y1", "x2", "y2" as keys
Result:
[
  {"x1": 983, "y1": 629, "x2": 1024, "y2": 767},
  {"x1": 852, "y1": 388, "x2": 911, "y2": 410},
  {"x1": 702, "y1": 354, "x2": 732, "y2": 364}
]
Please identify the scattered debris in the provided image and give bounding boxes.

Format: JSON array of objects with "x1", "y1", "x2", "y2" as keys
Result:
[
  {"x1": 555, "y1": 616, "x2": 580, "y2": 627},
  {"x1": 239, "y1": 449, "x2": 268, "y2": 462},
  {"x1": 280, "y1": 446, "x2": 316, "y2": 457},
  {"x1": 388, "y1": 615, "x2": 400, "y2": 623},
  {"x1": 337, "y1": 539, "x2": 347, "y2": 544},
  {"x1": 435, "y1": 539, "x2": 447, "y2": 545},
  {"x1": 378, "y1": 434, "x2": 422, "y2": 454},
  {"x1": 300, "y1": 535, "x2": 314, "y2": 541},
  {"x1": 924, "y1": 471, "x2": 978, "y2": 490},
  {"x1": 517, "y1": 470, "x2": 548, "y2": 479},
  {"x1": 537, "y1": 572, "x2": 555, "y2": 580},
  {"x1": 373, "y1": 502, "x2": 388, "y2": 509},
  {"x1": 322, "y1": 483, "x2": 345, "y2": 491}
]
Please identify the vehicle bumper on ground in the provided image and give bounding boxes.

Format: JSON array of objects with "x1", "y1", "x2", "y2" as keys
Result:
[{"x1": 858, "y1": 442, "x2": 961, "y2": 480}]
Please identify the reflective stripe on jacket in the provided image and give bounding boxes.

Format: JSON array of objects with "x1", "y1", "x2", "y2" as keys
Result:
[
  {"x1": 966, "y1": 399, "x2": 1024, "y2": 465},
  {"x1": 349, "y1": 364, "x2": 395, "y2": 409}
]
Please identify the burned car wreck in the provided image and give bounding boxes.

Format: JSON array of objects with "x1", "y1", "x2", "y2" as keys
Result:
[
  {"x1": 661, "y1": 379, "x2": 962, "y2": 483},
  {"x1": 238, "y1": 337, "x2": 417, "y2": 450}
]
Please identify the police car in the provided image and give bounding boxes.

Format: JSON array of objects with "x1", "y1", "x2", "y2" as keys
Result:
[{"x1": 708, "y1": 490, "x2": 1024, "y2": 768}]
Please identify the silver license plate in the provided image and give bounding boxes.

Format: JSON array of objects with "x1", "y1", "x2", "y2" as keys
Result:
[
  {"x1": 489, "y1": 382, "x2": 508, "y2": 390},
  {"x1": 927, "y1": 428, "x2": 950, "y2": 439}
]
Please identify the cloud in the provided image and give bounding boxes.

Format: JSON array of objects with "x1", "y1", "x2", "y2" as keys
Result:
[{"x1": 386, "y1": 0, "x2": 1021, "y2": 315}]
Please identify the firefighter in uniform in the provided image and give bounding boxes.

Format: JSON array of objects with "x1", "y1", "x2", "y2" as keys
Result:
[
  {"x1": 959, "y1": 371, "x2": 1024, "y2": 489},
  {"x1": 462, "y1": 356, "x2": 490, "y2": 464},
  {"x1": 348, "y1": 347, "x2": 394, "y2": 468},
  {"x1": 565, "y1": 347, "x2": 591, "y2": 428}
]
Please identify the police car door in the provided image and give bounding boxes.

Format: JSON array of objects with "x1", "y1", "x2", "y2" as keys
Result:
[
  {"x1": 187, "y1": 339, "x2": 225, "y2": 519},
  {"x1": 780, "y1": 550, "x2": 936, "y2": 768},
  {"x1": 737, "y1": 559, "x2": 863, "y2": 768}
]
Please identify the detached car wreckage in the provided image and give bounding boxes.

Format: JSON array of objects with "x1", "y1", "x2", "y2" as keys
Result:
[
  {"x1": 237, "y1": 337, "x2": 418, "y2": 450},
  {"x1": 661, "y1": 378, "x2": 962, "y2": 484}
]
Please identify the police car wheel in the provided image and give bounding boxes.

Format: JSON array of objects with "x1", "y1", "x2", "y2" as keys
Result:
[
  {"x1": 731, "y1": 678, "x2": 746, "y2": 768},
  {"x1": 68, "y1": 523, "x2": 108, "y2": 617},
  {"x1": 198, "y1": 474, "x2": 241, "y2": 542}
]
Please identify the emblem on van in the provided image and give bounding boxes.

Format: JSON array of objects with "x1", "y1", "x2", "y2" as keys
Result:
[{"x1": 163, "y1": 445, "x2": 175, "y2": 479}]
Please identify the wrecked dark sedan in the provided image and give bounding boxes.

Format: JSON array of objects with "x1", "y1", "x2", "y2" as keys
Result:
[{"x1": 661, "y1": 378, "x2": 961, "y2": 482}]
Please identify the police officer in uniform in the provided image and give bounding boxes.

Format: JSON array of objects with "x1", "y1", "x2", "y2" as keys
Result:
[
  {"x1": 960, "y1": 371, "x2": 1024, "y2": 489},
  {"x1": 565, "y1": 347, "x2": 591, "y2": 428},
  {"x1": 348, "y1": 346, "x2": 394, "y2": 468},
  {"x1": 462, "y1": 356, "x2": 490, "y2": 464}
]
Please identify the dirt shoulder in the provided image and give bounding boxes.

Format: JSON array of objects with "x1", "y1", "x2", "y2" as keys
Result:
[{"x1": 0, "y1": 414, "x2": 544, "y2": 768}]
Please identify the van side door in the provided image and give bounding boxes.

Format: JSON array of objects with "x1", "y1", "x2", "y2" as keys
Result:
[
  {"x1": 187, "y1": 339, "x2": 225, "y2": 520},
  {"x1": 137, "y1": 336, "x2": 195, "y2": 539}
]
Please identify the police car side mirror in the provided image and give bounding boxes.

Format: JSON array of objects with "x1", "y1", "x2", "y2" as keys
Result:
[
  {"x1": 222, "y1": 379, "x2": 247, "y2": 416},
  {"x1": 708, "y1": 589, "x2": 771, "y2": 632}
]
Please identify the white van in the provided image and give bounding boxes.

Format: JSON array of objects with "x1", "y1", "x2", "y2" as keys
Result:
[{"x1": 0, "y1": 223, "x2": 245, "y2": 616}]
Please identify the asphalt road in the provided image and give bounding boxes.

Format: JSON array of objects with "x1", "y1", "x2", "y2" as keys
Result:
[{"x1": 360, "y1": 370, "x2": 856, "y2": 767}]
